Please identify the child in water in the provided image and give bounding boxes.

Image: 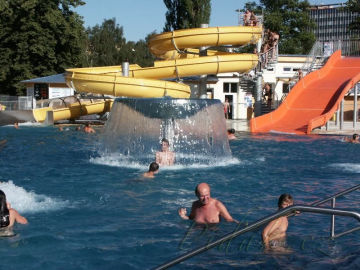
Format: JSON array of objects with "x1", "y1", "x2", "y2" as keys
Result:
[{"x1": 262, "y1": 194, "x2": 293, "y2": 251}]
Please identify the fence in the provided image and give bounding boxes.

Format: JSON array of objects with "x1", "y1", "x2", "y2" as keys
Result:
[{"x1": 0, "y1": 95, "x2": 34, "y2": 111}]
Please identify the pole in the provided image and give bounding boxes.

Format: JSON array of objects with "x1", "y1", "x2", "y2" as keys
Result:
[
  {"x1": 330, "y1": 198, "x2": 336, "y2": 238},
  {"x1": 122, "y1": 62, "x2": 129, "y2": 77},
  {"x1": 199, "y1": 24, "x2": 209, "y2": 99},
  {"x1": 354, "y1": 84, "x2": 358, "y2": 129},
  {"x1": 254, "y1": 74, "x2": 262, "y2": 116},
  {"x1": 340, "y1": 99, "x2": 344, "y2": 130}
]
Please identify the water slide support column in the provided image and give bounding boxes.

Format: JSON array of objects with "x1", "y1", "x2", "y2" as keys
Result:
[
  {"x1": 122, "y1": 62, "x2": 129, "y2": 77},
  {"x1": 340, "y1": 99, "x2": 344, "y2": 130},
  {"x1": 199, "y1": 24, "x2": 209, "y2": 99},
  {"x1": 353, "y1": 84, "x2": 358, "y2": 129},
  {"x1": 254, "y1": 73, "x2": 262, "y2": 116},
  {"x1": 254, "y1": 35, "x2": 263, "y2": 117}
]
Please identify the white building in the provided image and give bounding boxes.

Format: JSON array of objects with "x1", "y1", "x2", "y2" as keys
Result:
[
  {"x1": 22, "y1": 73, "x2": 74, "y2": 101},
  {"x1": 208, "y1": 55, "x2": 307, "y2": 119}
]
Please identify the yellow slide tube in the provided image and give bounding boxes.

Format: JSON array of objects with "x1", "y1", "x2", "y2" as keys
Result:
[
  {"x1": 65, "y1": 25, "x2": 262, "y2": 99},
  {"x1": 32, "y1": 100, "x2": 113, "y2": 123}
]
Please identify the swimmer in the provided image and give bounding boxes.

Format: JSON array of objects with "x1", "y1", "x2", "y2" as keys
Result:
[
  {"x1": 344, "y1": 133, "x2": 360, "y2": 144},
  {"x1": 262, "y1": 194, "x2": 293, "y2": 251},
  {"x1": 58, "y1": 126, "x2": 63, "y2": 132},
  {"x1": 178, "y1": 182, "x2": 238, "y2": 224},
  {"x1": 143, "y1": 162, "x2": 159, "y2": 178},
  {"x1": 0, "y1": 190, "x2": 27, "y2": 229},
  {"x1": 84, "y1": 123, "x2": 95, "y2": 133},
  {"x1": 155, "y1": 138, "x2": 175, "y2": 166},
  {"x1": 227, "y1": 128, "x2": 236, "y2": 140},
  {"x1": 14, "y1": 122, "x2": 19, "y2": 129}
]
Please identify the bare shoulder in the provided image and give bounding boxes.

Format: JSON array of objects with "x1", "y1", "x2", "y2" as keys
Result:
[
  {"x1": 214, "y1": 198, "x2": 226, "y2": 209},
  {"x1": 9, "y1": 208, "x2": 19, "y2": 215}
]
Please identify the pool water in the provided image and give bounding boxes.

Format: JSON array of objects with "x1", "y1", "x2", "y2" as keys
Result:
[{"x1": 0, "y1": 124, "x2": 359, "y2": 269}]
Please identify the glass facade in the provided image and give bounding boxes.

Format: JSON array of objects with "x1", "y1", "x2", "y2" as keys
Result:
[{"x1": 309, "y1": 3, "x2": 359, "y2": 41}]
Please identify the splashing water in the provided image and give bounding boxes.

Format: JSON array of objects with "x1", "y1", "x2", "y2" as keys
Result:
[
  {"x1": 0, "y1": 181, "x2": 68, "y2": 213},
  {"x1": 99, "y1": 97, "x2": 232, "y2": 166}
]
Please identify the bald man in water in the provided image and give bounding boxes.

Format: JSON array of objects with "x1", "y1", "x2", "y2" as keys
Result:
[{"x1": 178, "y1": 183, "x2": 237, "y2": 224}]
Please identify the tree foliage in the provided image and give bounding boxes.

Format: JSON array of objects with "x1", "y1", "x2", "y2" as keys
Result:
[
  {"x1": 85, "y1": 18, "x2": 126, "y2": 67},
  {"x1": 85, "y1": 19, "x2": 156, "y2": 68},
  {"x1": 0, "y1": 0, "x2": 86, "y2": 95},
  {"x1": 163, "y1": 0, "x2": 211, "y2": 31},
  {"x1": 346, "y1": 0, "x2": 360, "y2": 34},
  {"x1": 243, "y1": 0, "x2": 316, "y2": 54}
]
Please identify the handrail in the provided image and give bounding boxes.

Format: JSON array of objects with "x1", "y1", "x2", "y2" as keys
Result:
[
  {"x1": 311, "y1": 183, "x2": 360, "y2": 207},
  {"x1": 153, "y1": 204, "x2": 360, "y2": 270},
  {"x1": 310, "y1": 183, "x2": 360, "y2": 238}
]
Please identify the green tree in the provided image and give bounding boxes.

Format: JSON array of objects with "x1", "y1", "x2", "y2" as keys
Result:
[
  {"x1": 244, "y1": 0, "x2": 315, "y2": 54},
  {"x1": 0, "y1": 0, "x2": 86, "y2": 96},
  {"x1": 85, "y1": 18, "x2": 126, "y2": 67},
  {"x1": 347, "y1": 0, "x2": 360, "y2": 34},
  {"x1": 86, "y1": 20, "x2": 156, "y2": 68},
  {"x1": 163, "y1": 0, "x2": 211, "y2": 31},
  {"x1": 242, "y1": 1, "x2": 263, "y2": 14},
  {"x1": 122, "y1": 32, "x2": 157, "y2": 67}
]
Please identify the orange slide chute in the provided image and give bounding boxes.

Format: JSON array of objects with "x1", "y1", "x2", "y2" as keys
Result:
[{"x1": 250, "y1": 50, "x2": 360, "y2": 134}]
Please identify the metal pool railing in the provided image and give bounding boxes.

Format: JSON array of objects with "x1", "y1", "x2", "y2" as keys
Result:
[{"x1": 153, "y1": 183, "x2": 360, "y2": 270}]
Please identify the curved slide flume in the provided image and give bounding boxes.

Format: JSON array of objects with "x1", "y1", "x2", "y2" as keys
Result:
[
  {"x1": 250, "y1": 50, "x2": 360, "y2": 134},
  {"x1": 32, "y1": 99, "x2": 113, "y2": 123},
  {"x1": 65, "y1": 25, "x2": 262, "y2": 99}
]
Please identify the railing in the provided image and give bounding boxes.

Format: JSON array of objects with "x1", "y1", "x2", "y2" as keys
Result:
[
  {"x1": 0, "y1": 96, "x2": 34, "y2": 110},
  {"x1": 0, "y1": 95, "x2": 111, "y2": 111},
  {"x1": 154, "y1": 184, "x2": 360, "y2": 270},
  {"x1": 311, "y1": 183, "x2": 360, "y2": 238}
]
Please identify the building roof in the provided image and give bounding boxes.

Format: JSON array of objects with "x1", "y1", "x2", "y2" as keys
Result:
[{"x1": 21, "y1": 73, "x2": 66, "y2": 84}]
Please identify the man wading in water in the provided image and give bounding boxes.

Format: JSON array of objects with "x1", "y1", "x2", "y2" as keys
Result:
[{"x1": 178, "y1": 183, "x2": 238, "y2": 224}]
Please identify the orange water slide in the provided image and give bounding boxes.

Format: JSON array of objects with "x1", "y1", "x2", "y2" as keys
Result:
[{"x1": 250, "y1": 51, "x2": 360, "y2": 134}]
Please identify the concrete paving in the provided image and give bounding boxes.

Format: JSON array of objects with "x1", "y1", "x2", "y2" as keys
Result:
[{"x1": 226, "y1": 119, "x2": 360, "y2": 136}]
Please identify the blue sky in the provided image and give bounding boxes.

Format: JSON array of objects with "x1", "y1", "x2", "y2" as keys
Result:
[{"x1": 75, "y1": 0, "x2": 344, "y2": 42}]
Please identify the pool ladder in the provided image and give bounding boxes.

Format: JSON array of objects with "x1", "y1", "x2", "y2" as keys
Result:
[{"x1": 154, "y1": 183, "x2": 360, "y2": 270}]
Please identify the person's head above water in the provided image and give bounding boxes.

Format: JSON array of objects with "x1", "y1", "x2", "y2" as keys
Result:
[
  {"x1": 195, "y1": 183, "x2": 211, "y2": 205},
  {"x1": 148, "y1": 162, "x2": 159, "y2": 172},
  {"x1": 227, "y1": 128, "x2": 235, "y2": 134},
  {"x1": 353, "y1": 133, "x2": 359, "y2": 140},
  {"x1": 278, "y1": 193, "x2": 293, "y2": 209},
  {"x1": 161, "y1": 138, "x2": 170, "y2": 151}
]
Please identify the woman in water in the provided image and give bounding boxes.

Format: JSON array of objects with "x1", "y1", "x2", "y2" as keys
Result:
[{"x1": 0, "y1": 190, "x2": 27, "y2": 229}]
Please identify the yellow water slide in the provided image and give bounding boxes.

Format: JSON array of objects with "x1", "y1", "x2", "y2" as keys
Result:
[
  {"x1": 32, "y1": 99, "x2": 113, "y2": 123},
  {"x1": 65, "y1": 25, "x2": 262, "y2": 99},
  {"x1": 33, "y1": 26, "x2": 262, "y2": 123}
]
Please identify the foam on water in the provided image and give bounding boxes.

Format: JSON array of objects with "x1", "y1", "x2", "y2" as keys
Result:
[
  {"x1": 3, "y1": 122, "x2": 44, "y2": 127},
  {"x1": 90, "y1": 152, "x2": 241, "y2": 170},
  {"x1": 0, "y1": 181, "x2": 69, "y2": 213},
  {"x1": 329, "y1": 163, "x2": 360, "y2": 173}
]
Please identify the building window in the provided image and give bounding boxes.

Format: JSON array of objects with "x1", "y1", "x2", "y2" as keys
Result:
[
  {"x1": 223, "y1": 82, "x2": 238, "y2": 93},
  {"x1": 283, "y1": 67, "x2": 292, "y2": 72},
  {"x1": 283, "y1": 83, "x2": 290, "y2": 94},
  {"x1": 34, "y1": 83, "x2": 49, "y2": 100}
]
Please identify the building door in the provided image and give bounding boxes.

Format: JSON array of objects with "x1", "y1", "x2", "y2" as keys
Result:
[{"x1": 225, "y1": 95, "x2": 233, "y2": 119}]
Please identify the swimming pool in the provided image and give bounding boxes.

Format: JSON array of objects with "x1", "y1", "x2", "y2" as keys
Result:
[{"x1": 0, "y1": 124, "x2": 359, "y2": 269}]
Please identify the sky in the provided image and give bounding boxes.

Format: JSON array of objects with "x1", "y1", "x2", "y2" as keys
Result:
[{"x1": 75, "y1": 0, "x2": 345, "y2": 42}]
